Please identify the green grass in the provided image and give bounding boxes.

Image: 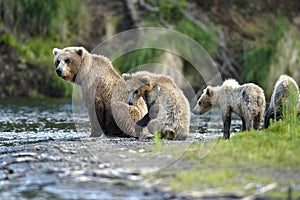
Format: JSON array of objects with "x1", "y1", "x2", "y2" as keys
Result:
[{"x1": 169, "y1": 168, "x2": 237, "y2": 191}]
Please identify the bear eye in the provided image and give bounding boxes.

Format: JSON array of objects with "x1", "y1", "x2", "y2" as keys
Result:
[
  {"x1": 55, "y1": 60, "x2": 60, "y2": 67},
  {"x1": 134, "y1": 90, "x2": 139, "y2": 95},
  {"x1": 65, "y1": 59, "x2": 70, "y2": 64}
]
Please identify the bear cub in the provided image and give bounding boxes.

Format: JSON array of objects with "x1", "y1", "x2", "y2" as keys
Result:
[
  {"x1": 264, "y1": 75, "x2": 299, "y2": 128},
  {"x1": 122, "y1": 71, "x2": 190, "y2": 140},
  {"x1": 192, "y1": 79, "x2": 266, "y2": 139}
]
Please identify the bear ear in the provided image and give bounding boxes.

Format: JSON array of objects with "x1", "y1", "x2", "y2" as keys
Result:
[
  {"x1": 122, "y1": 73, "x2": 131, "y2": 81},
  {"x1": 141, "y1": 76, "x2": 151, "y2": 85},
  {"x1": 206, "y1": 86, "x2": 214, "y2": 97},
  {"x1": 53, "y1": 48, "x2": 60, "y2": 56},
  {"x1": 76, "y1": 47, "x2": 84, "y2": 56}
]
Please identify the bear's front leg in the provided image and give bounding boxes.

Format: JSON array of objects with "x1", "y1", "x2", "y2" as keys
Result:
[
  {"x1": 135, "y1": 113, "x2": 150, "y2": 136},
  {"x1": 138, "y1": 127, "x2": 150, "y2": 140},
  {"x1": 146, "y1": 118, "x2": 165, "y2": 135},
  {"x1": 263, "y1": 107, "x2": 273, "y2": 128},
  {"x1": 253, "y1": 114, "x2": 262, "y2": 130},
  {"x1": 111, "y1": 101, "x2": 140, "y2": 138},
  {"x1": 89, "y1": 107, "x2": 105, "y2": 137},
  {"x1": 241, "y1": 117, "x2": 246, "y2": 131},
  {"x1": 136, "y1": 113, "x2": 151, "y2": 127},
  {"x1": 135, "y1": 118, "x2": 162, "y2": 140},
  {"x1": 222, "y1": 111, "x2": 232, "y2": 139},
  {"x1": 244, "y1": 118, "x2": 254, "y2": 131}
]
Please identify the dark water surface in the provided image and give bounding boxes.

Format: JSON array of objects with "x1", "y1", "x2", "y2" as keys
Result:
[
  {"x1": 0, "y1": 98, "x2": 242, "y2": 199},
  {"x1": 0, "y1": 98, "x2": 87, "y2": 147}
]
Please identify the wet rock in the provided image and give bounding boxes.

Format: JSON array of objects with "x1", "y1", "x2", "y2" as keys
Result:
[
  {"x1": 138, "y1": 149, "x2": 146, "y2": 153},
  {"x1": 33, "y1": 145, "x2": 48, "y2": 152},
  {"x1": 98, "y1": 163, "x2": 111, "y2": 169},
  {"x1": 91, "y1": 168, "x2": 143, "y2": 181},
  {"x1": 128, "y1": 149, "x2": 137, "y2": 154},
  {"x1": 23, "y1": 172, "x2": 57, "y2": 187},
  {"x1": 38, "y1": 153, "x2": 62, "y2": 162},
  {"x1": 118, "y1": 154, "x2": 128, "y2": 159},
  {"x1": 11, "y1": 152, "x2": 38, "y2": 157},
  {"x1": 0, "y1": 155, "x2": 37, "y2": 168},
  {"x1": 0, "y1": 170, "x2": 7, "y2": 180},
  {"x1": 58, "y1": 147, "x2": 79, "y2": 154}
]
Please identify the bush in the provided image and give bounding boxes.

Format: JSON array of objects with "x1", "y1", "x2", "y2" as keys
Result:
[
  {"x1": 241, "y1": 15, "x2": 289, "y2": 91},
  {"x1": 0, "y1": 0, "x2": 88, "y2": 97},
  {"x1": 176, "y1": 19, "x2": 219, "y2": 56},
  {"x1": 113, "y1": 49, "x2": 164, "y2": 73},
  {"x1": 0, "y1": 0, "x2": 88, "y2": 40}
]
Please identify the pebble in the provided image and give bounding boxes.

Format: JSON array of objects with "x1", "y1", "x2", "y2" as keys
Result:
[
  {"x1": 138, "y1": 149, "x2": 145, "y2": 153},
  {"x1": 118, "y1": 154, "x2": 127, "y2": 159},
  {"x1": 15, "y1": 157, "x2": 37, "y2": 162},
  {"x1": 33, "y1": 145, "x2": 41, "y2": 151},
  {"x1": 98, "y1": 163, "x2": 110, "y2": 169},
  {"x1": 128, "y1": 149, "x2": 137, "y2": 154},
  {"x1": 11, "y1": 152, "x2": 37, "y2": 157}
]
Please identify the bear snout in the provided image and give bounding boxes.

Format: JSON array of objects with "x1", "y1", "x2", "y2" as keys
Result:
[
  {"x1": 127, "y1": 94, "x2": 134, "y2": 105},
  {"x1": 191, "y1": 106, "x2": 199, "y2": 115},
  {"x1": 56, "y1": 68, "x2": 63, "y2": 77}
]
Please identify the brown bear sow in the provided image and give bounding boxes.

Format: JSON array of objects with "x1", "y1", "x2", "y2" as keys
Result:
[
  {"x1": 53, "y1": 47, "x2": 147, "y2": 137},
  {"x1": 122, "y1": 71, "x2": 190, "y2": 140},
  {"x1": 264, "y1": 75, "x2": 299, "y2": 128},
  {"x1": 192, "y1": 79, "x2": 266, "y2": 139}
]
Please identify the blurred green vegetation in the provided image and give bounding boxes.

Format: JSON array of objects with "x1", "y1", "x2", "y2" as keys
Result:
[
  {"x1": 241, "y1": 15, "x2": 290, "y2": 91},
  {"x1": 1, "y1": 0, "x2": 88, "y2": 39},
  {"x1": 0, "y1": 0, "x2": 88, "y2": 97},
  {"x1": 113, "y1": 0, "x2": 219, "y2": 78},
  {"x1": 176, "y1": 19, "x2": 219, "y2": 55},
  {"x1": 113, "y1": 49, "x2": 164, "y2": 74},
  {"x1": 157, "y1": 0, "x2": 186, "y2": 22}
]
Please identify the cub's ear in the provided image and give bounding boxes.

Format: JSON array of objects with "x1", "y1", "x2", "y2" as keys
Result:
[
  {"x1": 141, "y1": 76, "x2": 151, "y2": 85},
  {"x1": 206, "y1": 86, "x2": 214, "y2": 97},
  {"x1": 122, "y1": 73, "x2": 131, "y2": 81},
  {"x1": 53, "y1": 48, "x2": 60, "y2": 56},
  {"x1": 76, "y1": 47, "x2": 84, "y2": 56}
]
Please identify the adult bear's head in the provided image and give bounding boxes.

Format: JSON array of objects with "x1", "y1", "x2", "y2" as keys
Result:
[{"x1": 52, "y1": 46, "x2": 87, "y2": 82}]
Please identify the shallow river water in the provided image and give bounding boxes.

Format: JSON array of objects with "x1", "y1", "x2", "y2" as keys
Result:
[
  {"x1": 0, "y1": 98, "x2": 243, "y2": 146},
  {"x1": 0, "y1": 98, "x2": 242, "y2": 199}
]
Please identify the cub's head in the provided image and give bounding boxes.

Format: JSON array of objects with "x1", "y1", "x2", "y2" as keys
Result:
[
  {"x1": 192, "y1": 86, "x2": 214, "y2": 115},
  {"x1": 52, "y1": 47, "x2": 86, "y2": 82},
  {"x1": 122, "y1": 72, "x2": 153, "y2": 105}
]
